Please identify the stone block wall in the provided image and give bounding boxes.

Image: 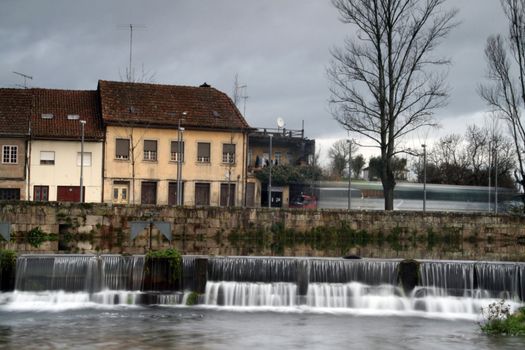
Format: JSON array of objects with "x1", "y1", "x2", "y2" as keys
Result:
[{"x1": 0, "y1": 202, "x2": 524, "y2": 260}]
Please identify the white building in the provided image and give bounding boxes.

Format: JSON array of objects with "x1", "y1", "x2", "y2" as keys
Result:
[{"x1": 28, "y1": 89, "x2": 104, "y2": 202}]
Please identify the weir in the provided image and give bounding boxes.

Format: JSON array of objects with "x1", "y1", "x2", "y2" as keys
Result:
[{"x1": 1, "y1": 255, "x2": 523, "y2": 317}]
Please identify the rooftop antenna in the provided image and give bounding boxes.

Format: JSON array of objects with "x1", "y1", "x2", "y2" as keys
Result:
[
  {"x1": 118, "y1": 24, "x2": 146, "y2": 82},
  {"x1": 233, "y1": 74, "x2": 249, "y2": 117},
  {"x1": 12, "y1": 71, "x2": 33, "y2": 89}
]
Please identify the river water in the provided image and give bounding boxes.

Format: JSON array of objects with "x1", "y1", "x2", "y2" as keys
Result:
[
  {"x1": 1, "y1": 255, "x2": 524, "y2": 349},
  {"x1": 0, "y1": 304, "x2": 524, "y2": 350}
]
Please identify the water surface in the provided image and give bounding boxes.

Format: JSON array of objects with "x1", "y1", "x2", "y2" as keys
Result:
[{"x1": 0, "y1": 306, "x2": 524, "y2": 350}]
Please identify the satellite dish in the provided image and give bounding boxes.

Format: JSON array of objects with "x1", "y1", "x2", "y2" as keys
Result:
[{"x1": 277, "y1": 117, "x2": 285, "y2": 128}]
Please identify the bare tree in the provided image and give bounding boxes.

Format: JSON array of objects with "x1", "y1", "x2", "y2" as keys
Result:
[
  {"x1": 411, "y1": 125, "x2": 515, "y2": 187},
  {"x1": 328, "y1": 0, "x2": 457, "y2": 210},
  {"x1": 328, "y1": 139, "x2": 351, "y2": 179},
  {"x1": 479, "y1": 0, "x2": 525, "y2": 207}
]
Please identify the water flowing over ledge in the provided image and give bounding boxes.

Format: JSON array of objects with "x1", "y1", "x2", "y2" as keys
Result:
[{"x1": 0, "y1": 254, "x2": 523, "y2": 319}]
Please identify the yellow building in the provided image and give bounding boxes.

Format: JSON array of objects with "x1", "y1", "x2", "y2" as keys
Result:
[{"x1": 99, "y1": 80, "x2": 253, "y2": 206}]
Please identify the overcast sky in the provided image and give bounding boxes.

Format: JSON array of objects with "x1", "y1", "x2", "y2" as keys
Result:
[{"x1": 0, "y1": 0, "x2": 510, "y2": 164}]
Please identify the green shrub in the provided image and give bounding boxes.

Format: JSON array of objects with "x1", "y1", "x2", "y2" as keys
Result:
[
  {"x1": 0, "y1": 249, "x2": 16, "y2": 272},
  {"x1": 186, "y1": 291, "x2": 200, "y2": 306},
  {"x1": 146, "y1": 248, "x2": 183, "y2": 283},
  {"x1": 479, "y1": 300, "x2": 525, "y2": 336},
  {"x1": 27, "y1": 227, "x2": 47, "y2": 247}
]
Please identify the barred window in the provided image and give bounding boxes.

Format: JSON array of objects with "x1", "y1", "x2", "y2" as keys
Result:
[
  {"x1": 170, "y1": 141, "x2": 184, "y2": 162},
  {"x1": 222, "y1": 144, "x2": 235, "y2": 164},
  {"x1": 115, "y1": 139, "x2": 130, "y2": 160},
  {"x1": 143, "y1": 140, "x2": 157, "y2": 161},
  {"x1": 197, "y1": 142, "x2": 210, "y2": 163}
]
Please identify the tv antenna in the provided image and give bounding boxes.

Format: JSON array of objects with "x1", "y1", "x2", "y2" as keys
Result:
[
  {"x1": 118, "y1": 24, "x2": 146, "y2": 82},
  {"x1": 12, "y1": 71, "x2": 33, "y2": 89},
  {"x1": 233, "y1": 74, "x2": 249, "y2": 117}
]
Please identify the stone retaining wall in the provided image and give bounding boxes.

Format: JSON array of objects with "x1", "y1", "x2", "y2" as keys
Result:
[{"x1": 0, "y1": 202, "x2": 524, "y2": 260}]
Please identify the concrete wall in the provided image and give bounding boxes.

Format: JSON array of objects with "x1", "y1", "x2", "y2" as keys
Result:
[{"x1": 0, "y1": 202, "x2": 524, "y2": 260}]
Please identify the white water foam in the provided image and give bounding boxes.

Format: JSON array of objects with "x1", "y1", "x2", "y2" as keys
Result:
[
  {"x1": 0, "y1": 290, "x2": 144, "y2": 312},
  {"x1": 202, "y1": 281, "x2": 523, "y2": 320}
]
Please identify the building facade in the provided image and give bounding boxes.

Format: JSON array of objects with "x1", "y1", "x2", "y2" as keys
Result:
[
  {"x1": 0, "y1": 89, "x2": 31, "y2": 200},
  {"x1": 248, "y1": 127, "x2": 316, "y2": 207},
  {"x1": 99, "y1": 80, "x2": 253, "y2": 206},
  {"x1": 28, "y1": 89, "x2": 104, "y2": 202}
]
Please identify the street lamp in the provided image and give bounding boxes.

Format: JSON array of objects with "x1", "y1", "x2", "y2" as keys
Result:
[
  {"x1": 347, "y1": 139, "x2": 353, "y2": 210},
  {"x1": 422, "y1": 144, "x2": 427, "y2": 213},
  {"x1": 79, "y1": 120, "x2": 86, "y2": 203},
  {"x1": 268, "y1": 134, "x2": 273, "y2": 208},
  {"x1": 177, "y1": 117, "x2": 185, "y2": 206}
]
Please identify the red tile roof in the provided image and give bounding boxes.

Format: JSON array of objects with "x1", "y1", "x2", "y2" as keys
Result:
[
  {"x1": 0, "y1": 89, "x2": 31, "y2": 136},
  {"x1": 31, "y1": 89, "x2": 104, "y2": 140},
  {"x1": 98, "y1": 80, "x2": 251, "y2": 130}
]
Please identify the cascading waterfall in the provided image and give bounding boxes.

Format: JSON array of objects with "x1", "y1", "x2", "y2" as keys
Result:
[
  {"x1": 2, "y1": 255, "x2": 523, "y2": 318},
  {"x1": 101, "y1": 255, "x2": 145, "y2": 291},
  {"x1": 202, "y1": 257, "x2": 524, "y2": 319},
  {"x1": 7, "y1": 254, "x2": 149, "y2": 308}
]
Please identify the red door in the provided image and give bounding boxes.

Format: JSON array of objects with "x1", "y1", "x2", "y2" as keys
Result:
[{"x1": 57, "y1": 186, "x2": 85, "y2": 202}]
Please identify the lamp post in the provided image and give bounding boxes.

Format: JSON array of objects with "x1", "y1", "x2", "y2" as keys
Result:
[
  {"x1": 422, "y1": 144, "x2": 427, "y2": 213},
  {"x1": 177, "y1": 119, "x2": 185, "y2": 206},
  {"x1": 488, "y1": 140, "x2": 492, "y2": 213},
  {"x1": 268, "y1": 134, "x2": 273, "y2": 208},
  {"x1": 347, "y1": 139, "x2": 352, "y2": 210},
  {"x1": 494, "y1": 140, "x2": 498, "y2": 213},
  {"x1": 79, "y1": 120, "x2": 86, "y2": 203}
]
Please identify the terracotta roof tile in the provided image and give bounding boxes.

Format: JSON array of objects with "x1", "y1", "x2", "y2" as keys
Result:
[
  {"x1": 31, "y1": 89, "x2": 104, "y2": 140},
  {"x1": 98, "y1": 80, "x2": 251, "y2": 130},
  {"x1": 0, "y1": 89, "x2": 31, "y2": 136}
]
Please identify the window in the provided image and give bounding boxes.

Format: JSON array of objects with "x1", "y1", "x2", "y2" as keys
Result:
[
  {"x1": 0, "y1": 188, "x2": 20, "y2": 200},
  {"x1": 67, "y1": 114, "x2": 80, "y2": 120},
  {"x1": 222, "y1": 144, "x2": 236, "y2": 164},
  {"x1": 197, "y1": 142, "x2": 210, "y2": 163},
  {"x1": 275, "y1": 152, "x2": 282, "y2": 165},
  {"x1": 168, "y1": 182, "x2": 185, "y2": 205},
  {"x1": 77, "y1": 152, "x2": 92, "y2": 166},
  {"x1": 143, "y1": 140, "x2": 157, "y2": 161},
  {"x1": 141, "y1": 181, "x2": 157, "y2": 205},
  {"x1": 170, "y1": 141, "x2": 184, "y2": 162},
  {"x1": 2, "y1": 145, "x2": 17, "y2": 164},
  {"x1": 220, "y1": 183, "x2": 235, "y2": 207},
  {"x1": 115, "y1": 139, "x2": 130, "y2": 160},
  {"x1": 40, "y1": 151, "x2": 55, "y2": 165},
  {"x1": 195, "y1": 183, "x2": 210, "y2": 206},
  {"x1": 41, "y1": 113, "x2": 53, "y2": 119},
  {"x1": 34, "y1": 186, "x2": 49, "y2": 201}
]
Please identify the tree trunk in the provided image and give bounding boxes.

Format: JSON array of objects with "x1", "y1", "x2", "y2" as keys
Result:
[{"x1": 380, "y1": 153, "x2": 396, "y2": 211}]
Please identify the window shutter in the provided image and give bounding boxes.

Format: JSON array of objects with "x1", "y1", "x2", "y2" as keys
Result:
[
  {"x1": 198, "y1": 143, "x2": 210, "y2": 158},
  {"x1": 171, "y1": 141, "x2": 184, "y2": 153},
  {"x1": 116, "y1": 139, "x2": 130, "y2": 157},
  {"x1": 144, "y1": 140, "x2": 157, "y2": 152},
  {"x1": 223, "y1": 144, "x2": 235, "y2": 153}
]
